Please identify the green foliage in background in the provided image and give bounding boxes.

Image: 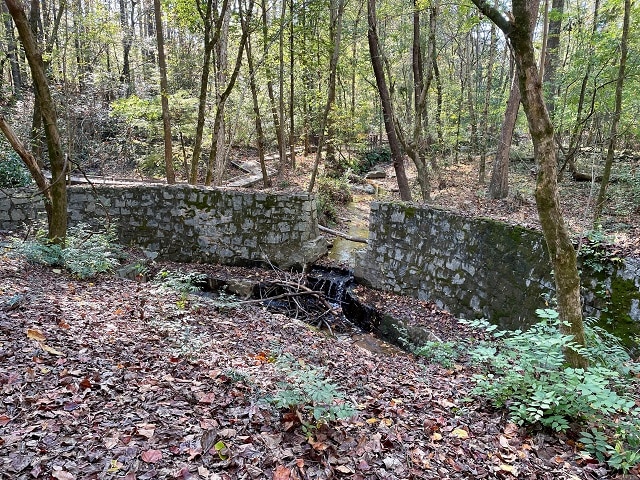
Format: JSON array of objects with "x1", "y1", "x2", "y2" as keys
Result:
[
  {"x1": 0, "y1": 147, "x2": 31, "y2": 188},
  {"x1": 316, "y1": 176, "x2": 353, "y2": 224}
]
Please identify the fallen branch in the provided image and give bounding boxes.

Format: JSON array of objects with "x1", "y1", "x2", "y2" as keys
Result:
[
  {"x1": 239, "y1": 289, "x2": 325, "y2": 304},
  {"x1": 319, "y1": 225, "x2": 368, "y2": 243}
]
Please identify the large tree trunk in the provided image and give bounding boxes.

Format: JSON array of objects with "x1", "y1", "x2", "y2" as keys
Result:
[
  {"x1": 4, "y1": 0, "x2": 67, "y2": 242},
  {"x1": 594, "y1": 0, "x2": 629, "y2": 222},
  {"x1": 366, "y1": 0, "x2": 411, "y2": 201},
  {"x1": 471, "y1": 0, "x2": 587, "y2": 368},
  {"x1": 153, "y1": 0, "x2": 175, "y2": 184}
]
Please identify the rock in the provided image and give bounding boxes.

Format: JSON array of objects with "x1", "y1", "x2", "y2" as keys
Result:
[{"x1": 364, "y1": 170, "x2": 386, "y2": 179}]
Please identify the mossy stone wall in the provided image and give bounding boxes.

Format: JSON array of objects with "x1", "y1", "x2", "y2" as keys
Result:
[
  {"x1": 355, "y1": 202, "x2": 640, "y2": 334},
  {"x1": 0, "y1": 185, "x2": 326, "y2": 269}
]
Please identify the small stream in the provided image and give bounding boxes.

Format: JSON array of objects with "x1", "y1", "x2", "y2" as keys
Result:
[{"x1": 327, "y1": 193, "x2": 374, "y2": 267}]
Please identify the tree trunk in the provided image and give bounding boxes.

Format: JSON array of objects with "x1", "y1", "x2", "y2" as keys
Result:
[
  {"x1": 593, "y1": 0, "x2": 629, "y2": 223},
  {"x1": 119, "y1": 0, "x2": 134, "y2": 95},
  {"x1": 206, "y1": 0, "x2": 252, "y2": 186},
  {"x1": 479, "y1": 16, "x2": 496, "y2": 184},
  {"x1": 1, "y1": 2, "x2": 22, "y2": 95},
  {"x1": 471, "y1": 0, "x2": 587, "y2": 368},
  {"x1": 366, "y1": 0, "x2": 411, "y2": 201},
  {"x1": 542, "y1": 0, "x2": 563, "y2": 116},
  {"x1": 0, "y1": 115, "x2": 52, "y2": 221},
  {"x1": 244, "y1": 26, "x2": 270, "y2": 187},
  {"x1": 189, "y1": 0, "x2": 230, "y2": 184},
  {"x1": 4, "y1": 0, "x2": 67, "y2": 242},
  {"x1": 277, "y1": 0, "x2": 286, "y2": 170},
  {"x1": 488, "y1": 70, "x2": 520, "y2": 199},
  {"x1": 288, "y1": 0, "x2": 295, "y2": 169},
  {"x1": 307, "y1": 0, "x2": 345, "y2": 193},
  {"x1": 487, "y1": 0, "x2": 538, "y2": 199},
  {"x1": 153, "y1": 0, "x2": 175, "y2": 184},
  {"x1": 261, "y1": 0, "x2": 283, "y2": 164},
  {"x1": 207, "y1": 2, "x2": 231, "y2": 186}
]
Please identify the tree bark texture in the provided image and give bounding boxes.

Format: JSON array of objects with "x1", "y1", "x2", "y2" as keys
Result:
[
  {"x1": 594, "y1": 0, "x2": 629, "y2": 222},
  {"x1": 471, "y1": 0, "x2": 587, "y2": 368},
  {"x1": 366, "y1": 0, "x2": 411, "y2": 201},
  {"x1": 4, "y1": 0, "x2": 67, "y2": 242},
  {"x1": 153, "y1": 0, "x2": 175, "y2": 184}
]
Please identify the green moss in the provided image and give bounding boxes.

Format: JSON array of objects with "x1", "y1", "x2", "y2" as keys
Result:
[
  {"x1": 597, "y1": 275, "x2": 640, "y2": 350},
  {"x1": 403, "y1": 205, "x2": 417, "y2": 219}
]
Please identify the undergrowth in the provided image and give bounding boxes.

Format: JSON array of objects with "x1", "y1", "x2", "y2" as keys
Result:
[
  {"x1": 268, "y1": 353, "x2": 355, "y2": 435},
  {"x1": 11, "y1": 223, "x2": 124, "y2": 278},
  {"x1": 462, "y1": 309, "x2": 640, "y2": 472}
]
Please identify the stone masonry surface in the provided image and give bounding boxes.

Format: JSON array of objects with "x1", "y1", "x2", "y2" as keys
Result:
[
  {"x1": 0, "y1": 185, "x2": 326, "y2": 269},
  {"x1": 355, "y1": 202, "x2": 640, "y2": 332}
]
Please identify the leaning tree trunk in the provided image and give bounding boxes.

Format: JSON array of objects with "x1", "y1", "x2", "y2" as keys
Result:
[
  {"x1": 472, "y1": 0, "x2": 587, "y2": 368},
  {"x1": 366, "y1": 0, "x2": 411, "y2": 201},
  {"x1": 4, "y1": 0, "x2": 67, "y2": 242},
  {"x1": 487, "y1": 0, "x2": 539, "y2": 199}
]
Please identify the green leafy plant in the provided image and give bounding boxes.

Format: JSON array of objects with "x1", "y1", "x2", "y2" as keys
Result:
[
  {"x1": 462, "y1": 310, "x2": 640, "y2": 472},
  {"x1": 0, "y1": 149, "x2": 32, "y2": 187},
  {"x1": 578, "y1": 227, "x2": 623, "y2": 273},
  {"x1": 12, "y1": 223, "x2": 124, "y2": 278},
  {"x1": 269, "y1": 354, "x2": 355, "y2": 433},
  {"x1": 154, "y1": 269, "x2": 208, "y2": 309},
  {"x1": 154, "y1": 269, "x2": 207, "y2": 294},
  {"x1": 412, "y1": 341, "x2": 464, "y2": 368}
]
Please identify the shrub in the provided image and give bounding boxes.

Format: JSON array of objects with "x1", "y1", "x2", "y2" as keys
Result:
[
  {"x1": 462, "y1": 310, "x2": 640, "y2": 472},
  {"x1": 413, "y1": 341, "x2": 464, "y2": 368},
  {"x1": 13, "y1": 223, "x2": 124, "y2": 278},
  {"x1": 269, "y1": 353, "x2": 355, "y2": 432},
  {"x1": 317, "y1": 176, "x2": 352, "y2": 224},
  {"x1": 0, "y1": 149, "x2": 31, "y2": 187}
]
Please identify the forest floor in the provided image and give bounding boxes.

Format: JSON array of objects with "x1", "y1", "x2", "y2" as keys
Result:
[
  {"x1": 0, "y1": 252, "x2": 630, "y2": 480},
  {"x1": 1, "y1": 150, "x2": 640, "y2": 479}
]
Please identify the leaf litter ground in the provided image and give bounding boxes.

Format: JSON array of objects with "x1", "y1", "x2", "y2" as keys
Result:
[{"x1": 1, "y1": 253, "x2": 628, "y2": 480}]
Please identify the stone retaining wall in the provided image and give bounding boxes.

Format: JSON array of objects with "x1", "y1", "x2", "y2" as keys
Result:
[
  {"x1": 355, "y1": 202, "x2": 640, "y2": 333},
  {"x1": 0, "y1": 185, "x2": 326, "y2": 268}
]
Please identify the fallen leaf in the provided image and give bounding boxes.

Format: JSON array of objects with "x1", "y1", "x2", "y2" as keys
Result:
[
  {"x1": 214, "y1": 440, "x2": 229, "y2": 460},
  {"x1": 499, "y1": 435, "x2": 510, "y2": 449},
  {"x1": 141, "y1": 449, "x2": 163, "y2": 463},
  {"x1": 27, "y1": 328, "x2": 46, "y2": 342},
  {"x1": 52, "y1": 471, "x2": 75, "y2": 480},
  {"x1": 431, "y1": 432, "x2": 442, "y2": 441},
  {"x1": 273, "y1": 465, "x2": 291, "y2": 480},
  {"x1": 0, "y1": 415, "x2": 10, "y2": 426},
  {"x1": 450, "y1": 428, "x2": 469, "y2": 439},
  {"x1": 41, "y1": 343, "x2": 65, "y2": 356},
  {"x1": 335, "y1": 465, "x2": 355, "y2": 473},
  {"x1": 498, "y1": 464, "x2": 518, "y2": 476}
]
